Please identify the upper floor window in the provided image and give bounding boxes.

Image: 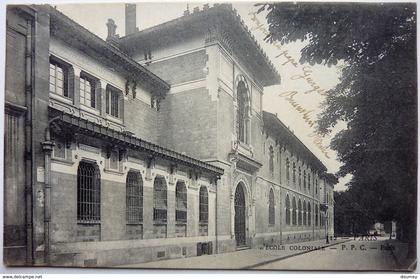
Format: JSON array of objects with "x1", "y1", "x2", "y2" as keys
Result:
[
  {"x1": 77, "y1": 161, "x2": 100, "y2": 223},
  {"x1": 298, "y1": 167, "x2": 302, "y2": 189},
  {"x1": 236, "y1": 80, "x2": 249, "y2": 144},
  {"x1": 175, "y1": 181, "x2": 187, "y2": 223},
  {"x1": 80, "y1": 73, "x2": 99, "y2": 109},
  {"x1": 268, "y1": 188, "x2": 275, "y2": 225},
  {"x1": 106, "y1": 85, "x2": 122, "y2": 118},
  {"x1": 269, "y1": 146, "x2": 274, "y2": 176},
  {"x1": 303, "y1": 170, "x2": 307, "y2": 190},
  {"x1": 315, "y1": 180, "x2": 318, "y2": 194},
  {"x1": 285, "y1": 195, "x2": 291, "y2": 225},
  {"x1": 286, "y1": 158, "x2": 290, "y2": 181},
  {"x1": 126, "y1": 171, "x2": 143, "y2": 224},
  {"x1": 49, "y1": 62, "x2": 68, "y2": 97},
  {"x1": 292, "y1": 162, "x2": 296, "y2": 184},
  {"x1": 308, "y1": 174, "x2": 311, "y2": 191},
  {"x1": 199, "y1": 186, "x2": 208, "y2": 224}
]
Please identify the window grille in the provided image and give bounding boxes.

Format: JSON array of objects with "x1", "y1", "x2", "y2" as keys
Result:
[
  {"x1": 77, "y1": 161, "x2": 100, "y2": 223},
  {"x1": 303, "y1": 201, "x2": 307, "y2": 226},
  {"x1": 49, "y1": 62, "x2": 67, "y2": 97},
  {"x1": 268, "y1": 189, "x2": 275, "y2": 225},
  {"x1": 308, "y1": 203, "x2": 312, "y2": 226},
  {"x1": 153, "y1": 177, "x2": 167, "y2": 222},
  {"x1": 126, "y1": 171, "x2": 143, "y2": 224},
  {"x1": 285, "y1": 195, "x2": 290, "y2": 225},
  {"x1": 292, "y1": 197, "x2": 297, "y2": 226},
  {"x1": 298, "y1": 199, "x2": 302, "y2": 225},
  {"x1": 175, "y1": 182, "x2": 187, "y2": 222},
  {"x1": 106, "y1": 86, "x2": 120, "y2": 118},
  {"x1": 80, "y1": 76, "x2": 95, "y2": 108},
  {"x1": 269, "y1": 146, "x2": 274, "y2": 175},
  {"x1": 199, "y1": 186, "x2": 208, "y2": 223}
]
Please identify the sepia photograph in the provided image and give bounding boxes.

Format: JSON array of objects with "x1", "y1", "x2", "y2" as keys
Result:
[{"x1": 2, "y1": 0, "x2": 418, "y2": 274}]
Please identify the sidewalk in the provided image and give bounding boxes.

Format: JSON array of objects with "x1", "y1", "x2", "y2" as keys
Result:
[{"x1": 116, "y1": 238, "x2": 349, "y2": 270}]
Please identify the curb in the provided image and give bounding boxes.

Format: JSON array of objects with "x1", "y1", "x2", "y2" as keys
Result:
[{"x1": 243, "y1": 239, "x2": 352, "y2": 269}]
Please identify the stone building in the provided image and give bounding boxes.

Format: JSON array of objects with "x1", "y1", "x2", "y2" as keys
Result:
[{"x1": 4, "y1": 4, "x2": 336, "y2": 267}]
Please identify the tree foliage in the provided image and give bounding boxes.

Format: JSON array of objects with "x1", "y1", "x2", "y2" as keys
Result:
[{"x1": 259, "y1": 2, "x2": 417, "y2": 254}]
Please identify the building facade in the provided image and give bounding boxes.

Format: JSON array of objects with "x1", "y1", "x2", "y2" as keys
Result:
[{"x1": 4, "y1": 4, "x2": 336, "y2": 267}]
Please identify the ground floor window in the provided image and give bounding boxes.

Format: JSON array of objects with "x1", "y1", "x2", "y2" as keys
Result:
[{"x1": 77, "y1": 161, "x2": 101, "y2": 223}]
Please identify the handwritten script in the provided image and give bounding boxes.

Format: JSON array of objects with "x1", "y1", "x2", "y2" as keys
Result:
[{"x1": 249, "y1": 11, "x2": 331, "y2": 159}]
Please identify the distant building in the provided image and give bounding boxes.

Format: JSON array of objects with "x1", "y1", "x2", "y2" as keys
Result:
[{"x1": 4, "y1": 4, "x2": 337, "y2": 267}]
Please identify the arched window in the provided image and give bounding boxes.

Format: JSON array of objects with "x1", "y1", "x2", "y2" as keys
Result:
[
  {"x1": 268, "y1": 188, "x2": 275, "y2": 225},
  {"x1": 175, "y1": 181, "x2": 187, "y2": 223},
  {"x1": 126, "y1": 171, "x2": 143, "y2": 224},
  {"x1": 153, "y1": 176, "x2": 167, "y2": 222},
  {"x1": 315, "y1": 204, "x2": 319, "y2": 226},
  {"x1": 308, "y1": 203, "x2": 312, "y2": 226},
  {"x1": 269, "y1": 146, "x2": 274, "y2": 175},
  {"x1": 286, "y1": 158, "x2": 290, "y2": 181},
  {"x1": 303, "y1": 170, "x2": 306, "y2": 190},
  {"x1": 292, "y1": 197, "x2": 297, "y2": 226},
  {"x1": 315, "y1": 179, "x2": 318, "y2": 194},
  {"x1": 298, "y1": 199, "x2": 302, "y2": 226},
  {"x1": 308, "y1": 173, "x2": 311, "y2": 191},
  {"x1": 285, "y1": 195, "x2": 291, "y2": 225},
  {"x1": 237, "y1": 80, "x2": 249, "y2": 143},
  {"x1": 199, "y1": 186, "x2": 208, "y2": 223},
  {"x1": 298, "y1": 167, "x2": 302, "y2": 189},
  {"x1": 77, "y1": 161, "x2": 100, "y2": 223},
  {"x1": 292, "y1": 162, "x2": 296, "y2": 184},
  {"x1": 303, "y1": 201, "x2": 307, "y2": 226}
]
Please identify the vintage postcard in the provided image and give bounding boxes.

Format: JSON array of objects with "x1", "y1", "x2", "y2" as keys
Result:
[{"x1": 2, "y1": 1, "x2": 417, "y2": 272}]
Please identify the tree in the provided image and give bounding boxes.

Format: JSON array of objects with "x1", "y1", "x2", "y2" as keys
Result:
[{"x1": 258, "y1": 2, "x2": 417, "y2": 259}]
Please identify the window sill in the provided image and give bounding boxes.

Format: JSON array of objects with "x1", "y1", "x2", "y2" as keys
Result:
[
  {"x1": 104, "y1": 168, "x2": 124, "y2": 175},
  {"x1": 80, "y1": 104, "x2": 100, "y2": 115},
  {"x1": 50, "y1": 92, "x2": 73, "y2": 105},
  {"x1": 106, "y1": 114, "x2": 123, "y2": 124}
]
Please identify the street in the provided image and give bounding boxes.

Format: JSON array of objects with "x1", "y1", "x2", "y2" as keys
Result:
[{"x1": 255, "y1": 238, "x2": 403, "y2": 271}]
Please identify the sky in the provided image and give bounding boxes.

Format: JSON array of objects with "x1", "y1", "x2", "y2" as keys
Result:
[{"x1": 55, "y1": 1, "x2": 352, "y2": 191}]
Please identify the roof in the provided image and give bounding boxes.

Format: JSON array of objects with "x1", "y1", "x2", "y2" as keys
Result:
[
  {"x1": 50, "y1": 107, "x2": 224, "y2": 177},
  {"x1": 45, "y1": 5, "x2": 170, "y2": 95},
  {"x1": 263, "y1": 111, "x2": 327, "y2": 173},
  {"x1": 118, "y1": 3, "x2": 281, "y2": 87}
]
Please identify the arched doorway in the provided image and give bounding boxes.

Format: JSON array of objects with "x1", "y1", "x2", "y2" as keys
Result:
[{"x1": 234, "y1": 183, "x2": 246, "y2": 247}]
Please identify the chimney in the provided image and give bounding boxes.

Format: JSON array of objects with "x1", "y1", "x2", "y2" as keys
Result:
[
  {"x1": 106, "y1": 19, "x2": 119, "y2": 46},
  {"x1": 125, "y1": 3, "x2": 137, "y2": 36}
]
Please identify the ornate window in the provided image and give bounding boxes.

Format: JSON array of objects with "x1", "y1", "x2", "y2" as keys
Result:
[
  {"x1": 268, "y1": 188, "x2": 275, "y2": 225},
  {"x1": 308, "y1": 173, "x2": 311, "y2": 191},
  {"x1": 308, "y1": 203, "x2": 312, "y2": 226},
  {"x1": 106, "y1": 85, "x2": 122, "y2": 118},
  {"x1": 298, "y1": 167, "x2": 302, "y2": 189},
  {"x1": 199, "y1": 186, "x2": 208, "y2": 223},
  {"x1": 286, "y1": 158, "x2": 290, "y2": 181},
  {"x1": 303, "y1": 170, "x2": 306, "y2": 190},
  {"x1": 175, "y1": 181, "x2": 187, "y2": 223},
  {"x1": 269, "y1": 146, "x2": 274, "y2": 176},
  {"x1": 292, "y1": 162, "x2": 296, "y2": 184},
  {"x1": 303, "y1": 201, "x2": 307, "y2": 226},
  {"x1": 298, "y1": 199, "x2": 302, "y2": 226},
  {"x1": 285, "y1": 195, "x2": 291, "y2": 225},
  {"x1": 315, "y1": 179, "x2": 318, "y2": 194},
  {"x1": 153, "y1": 176, "x2": 167, "y2": 222},
  {"x1": 292, "y1": 197, "x2": 297, "y2": 226},
  {"x1": 236, "y1": 80, "x2": 249, "y2": 144},
  {"x1": 126, "y1": 171, "x2": 143, "y2": 224},
  {"x1": 77, "y1": 161, "x2": 101, "y2": 223}
]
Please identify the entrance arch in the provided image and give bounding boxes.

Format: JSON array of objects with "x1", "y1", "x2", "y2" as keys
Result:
[{"x1": 234, "y1": 182, "x2": 246, "y2": 247}]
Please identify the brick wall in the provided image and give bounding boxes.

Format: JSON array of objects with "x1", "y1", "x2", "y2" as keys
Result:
[{"x1": 124, "y1": 97, "x2": 158, "y2": 142}]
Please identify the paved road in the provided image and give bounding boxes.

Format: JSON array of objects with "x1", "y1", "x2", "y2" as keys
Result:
[{"x1": 255, "y1": 238, "x2": 401, "y2": 271}]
